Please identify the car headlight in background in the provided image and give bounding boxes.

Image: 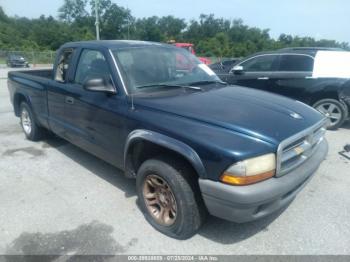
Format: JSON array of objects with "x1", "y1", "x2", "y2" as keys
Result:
[{"x1": 220, "y1": 153, "x2": 276, "y2": 186}]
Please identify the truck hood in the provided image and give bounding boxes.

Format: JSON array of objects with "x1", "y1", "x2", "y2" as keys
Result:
[{"x1": 134, "y1": 86, "x2": 324, "y2": 145}]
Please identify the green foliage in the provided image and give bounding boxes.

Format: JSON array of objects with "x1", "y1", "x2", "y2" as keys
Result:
[
  {"x1": 158, "y1": 16, "x2": 186, "y2": 40},
  {"x1": 0, "y1": 4, "x2": 348, "y2": 57},
  {"x1": 58, "y1": 0, "x2": 89, "y2": 23},
  {"x1": 101, "y1": 3, "x2": 133, "y2": 39},
  {"x1": 0, "y1": 6, "x2": 9, "y2": 22},
  {"x1": 133, "y1": 17, "x2": 166, "y2": 42}
]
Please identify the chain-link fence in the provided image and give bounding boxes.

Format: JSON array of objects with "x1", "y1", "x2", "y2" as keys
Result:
[
  {"x1": 0, "y1": 50, "x2": 238, "y2": 68},
  {"x1": 0, "y1": 50, "x2": 56, "y2": 66},
  {"x1": 206, "y1": 57, "x2": 241, "y2": 64}
]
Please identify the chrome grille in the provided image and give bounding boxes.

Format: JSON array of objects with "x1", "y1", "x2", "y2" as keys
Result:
[{"x1": 276, "y1": 119, "x2": 328, "y2": 177}]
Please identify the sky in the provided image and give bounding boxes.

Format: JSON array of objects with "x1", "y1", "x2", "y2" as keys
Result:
[{"x1": 1, "y1": 0, "x2": 349, "y2": 43}]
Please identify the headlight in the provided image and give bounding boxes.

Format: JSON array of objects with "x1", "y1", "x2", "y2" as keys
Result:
[{"x1": 220, "y1": 153, "x2": 276, "y2": 186}]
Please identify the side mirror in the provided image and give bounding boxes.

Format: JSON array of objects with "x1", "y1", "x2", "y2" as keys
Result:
[
  {"x1": 83, "y1": 78, "x2": 116, "y2": 94},
  {"x1": 230, "y1": 65, "x2": 244, "y2": 75}
]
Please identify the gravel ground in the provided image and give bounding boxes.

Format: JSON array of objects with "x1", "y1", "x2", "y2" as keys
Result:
[{"x1": 0, "y1": 68, "x2": 349, "y2": 255}]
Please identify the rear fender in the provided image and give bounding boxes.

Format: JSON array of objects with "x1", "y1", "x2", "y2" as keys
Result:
[{"x1": 13, "y1": 92, "x2": 32, "y2": 117}]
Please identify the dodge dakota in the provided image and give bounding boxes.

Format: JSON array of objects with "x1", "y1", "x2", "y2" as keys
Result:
[{"x1": 8, "y1": 40, "x2": 328, "y2": 239}]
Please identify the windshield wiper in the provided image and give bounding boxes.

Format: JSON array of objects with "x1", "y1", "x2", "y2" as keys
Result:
[
  {"x1": 135, "y1": 84, "x2": 202, "y2": 91},
  {"x1": 185, "y1": 80, "x2": 227, "y2": 86}
]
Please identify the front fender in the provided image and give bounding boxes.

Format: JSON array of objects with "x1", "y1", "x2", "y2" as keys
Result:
[{"x1": 124, "y1": 129, "x2": 207, "y2": 178}]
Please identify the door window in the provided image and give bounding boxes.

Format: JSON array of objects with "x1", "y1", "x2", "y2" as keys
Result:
[
  {"x1": 278, "y1": 55, "x2": 314, "y2": 72},
  {"x1": 75, "y1": 49, "x2": 111, "y2": 85},
  {"x1": 55, "y1": 49, "x2": 74, "y2": 82},
  {"x1": 240, "y1": 55, "x2": 278, "y2": 72}
]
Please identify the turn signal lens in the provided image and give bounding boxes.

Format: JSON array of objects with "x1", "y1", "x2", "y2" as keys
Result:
[
  {"x1": 220, "y1": 154, "x2": 276, "y2": 186},
  {"x1": 220, "y1": 170, "x2": 275, "y2": 186}
]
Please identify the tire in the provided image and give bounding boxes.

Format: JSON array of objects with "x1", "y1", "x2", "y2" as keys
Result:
[
  {"x1": 313, "y1": 99, "x2": 347, "y2": 130},
  {"x1": 340, "y1": 101, "x2": 350, "y2": 120},
  {"x1": 136, "y1": 157, "x2": 206, "y2": 239},
  {"x1": 19, "y1": 102, "x2": 44, "y2": 141}
]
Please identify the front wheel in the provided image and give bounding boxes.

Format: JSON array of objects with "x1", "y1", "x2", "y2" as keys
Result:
[
  {"x1": 136, "y1": 157, "x2": 206, "y2": 239},
  {"x1": 313, "y1": 99, "x2": 347, "y2": 130}
]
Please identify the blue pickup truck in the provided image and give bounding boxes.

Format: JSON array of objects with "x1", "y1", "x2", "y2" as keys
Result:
[{"x1": 8, "y1": 40, "x2": 328, "y2": 239}]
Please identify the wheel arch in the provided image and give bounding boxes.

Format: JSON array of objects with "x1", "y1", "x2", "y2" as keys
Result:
[
  {"x1": 13, "y1": 92, "x2": 31, "y2": 117},
  {"x1": 310, "y1": 90, "x2": 340, "y2": 106},
  {"x1": 124, "y1": 129, "x2": 207, "y2": 179}
]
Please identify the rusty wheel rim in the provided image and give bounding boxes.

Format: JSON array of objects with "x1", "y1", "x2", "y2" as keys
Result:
[{"x1": 142, "y1": 175, "x2": 177, "y2": 226}]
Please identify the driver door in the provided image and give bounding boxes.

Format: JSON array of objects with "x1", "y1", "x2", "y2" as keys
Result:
[
  {"x1": 47, "y1": 48, "x2": 76, "y2": 137},
  {"x1": 62, "y1": 48, "x2": 127, "y2": 168}
]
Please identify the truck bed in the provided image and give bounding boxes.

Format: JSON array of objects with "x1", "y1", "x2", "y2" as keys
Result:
[
  {"x1": 7, "y1": 68, "x2": 54, "y2": 132},
  {"x1": 10, "y1": 69, "x2": 53, "y2": 80}
]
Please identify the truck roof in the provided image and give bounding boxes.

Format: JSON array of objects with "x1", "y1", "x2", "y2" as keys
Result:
[{"x1": 61, "y1": 40, "x2": 170, "y2": 49}]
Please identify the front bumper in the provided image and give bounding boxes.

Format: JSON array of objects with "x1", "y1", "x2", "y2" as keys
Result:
[{"x1": 199, "y1": 139, "x2": 328, "y2": 223}]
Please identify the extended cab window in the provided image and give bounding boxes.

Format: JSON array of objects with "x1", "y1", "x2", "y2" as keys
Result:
[
  {"x1": 240, "y1": 55, "x2": 278, "y2": 72},
  {"x1": 55, "y1": 49, "x2": 74, "y2": 82},
  {"x1": 278, "y1": 55, "x2": 314, "y2": 72},
  {"x1": 75, "y1": 49, "x2": 112, "y2": 85}
]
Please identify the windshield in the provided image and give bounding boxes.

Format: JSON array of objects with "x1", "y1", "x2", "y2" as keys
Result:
[{"x1": 112, "y1": 46, "x2": 221, "y2": 94}]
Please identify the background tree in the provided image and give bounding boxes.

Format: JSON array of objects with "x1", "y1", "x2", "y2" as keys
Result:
[
  {"x1": 158, "y1": 16, "x2": 186, "y2": 40},
  {"x1": 0, "y1": 4, "x2": 348, "y2": 57},
  {"x1": 58, "y1": 0, "x2": 89, "y2": 23},
  {"x1": 134, "y1": 17, "x2": 164, "y2": 42},
  {"x1": 100, "y1": 3, "x2": 133, "y2": 39}
]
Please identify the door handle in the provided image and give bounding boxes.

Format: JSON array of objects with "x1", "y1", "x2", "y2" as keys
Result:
[
  {"x1": 65, "y1": 96, "x2": 74, "y2": 105},
  {"x1": 258, "y1": 77, "x2": 269, "y2": 80}
]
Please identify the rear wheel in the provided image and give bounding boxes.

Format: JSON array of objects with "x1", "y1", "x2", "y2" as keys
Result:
[
  {"x1": 313, "y1": 99, "x2": 347, "y2": 130},
  {"x1": 136, "y1": 157, "x2": 206, "y2": 239},
  {"x1": 20, "y1": 102, "x2": 45, "y2": 141}
]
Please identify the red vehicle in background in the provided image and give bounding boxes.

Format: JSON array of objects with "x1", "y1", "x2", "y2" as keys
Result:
[{"x1": 172, "y1": 43, "x2": 212, "y2": 65}]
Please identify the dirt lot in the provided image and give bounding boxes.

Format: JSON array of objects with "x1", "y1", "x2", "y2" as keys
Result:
[{"x1": 0, "y1": 68, "x2": 350, "y2": 255}]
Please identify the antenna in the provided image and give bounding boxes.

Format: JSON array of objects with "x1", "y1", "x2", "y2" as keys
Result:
[{"x1": 131, "y1": 94, "x2": 135, "y2": 110}]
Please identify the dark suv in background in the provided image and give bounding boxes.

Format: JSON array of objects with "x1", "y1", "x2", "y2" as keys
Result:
[
  {"x1": 213, "y1": 47, "x2": 350, "y2": 129},
  {"x1": 6, "y1": 54, "x2": 30, "y2": 68}
]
